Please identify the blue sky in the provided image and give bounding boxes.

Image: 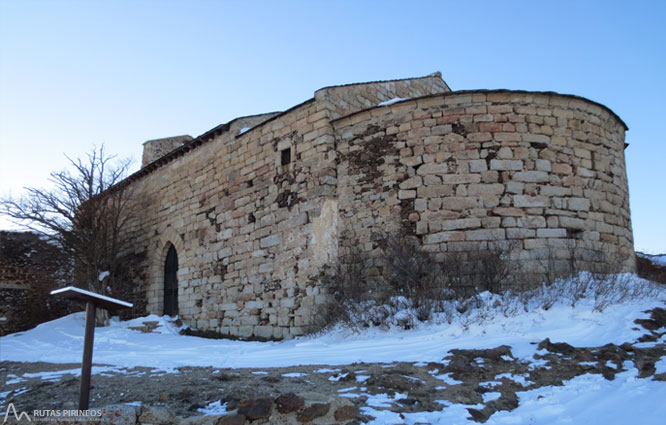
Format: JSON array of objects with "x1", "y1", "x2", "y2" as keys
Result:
[{"x1": 1, "y1": 1, "x2": 664, "y2": 253}]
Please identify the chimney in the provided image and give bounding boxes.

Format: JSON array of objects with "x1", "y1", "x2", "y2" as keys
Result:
[{"x1": 141, "y1": 135, "x2": 193, "y2": 168}]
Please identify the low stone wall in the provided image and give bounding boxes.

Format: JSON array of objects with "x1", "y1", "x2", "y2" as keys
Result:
[
  {"x1": 0, "y1": 231, "x2": 73, "y2": 336},
  {"x1": 0, "y1": 284, "x2": 28, "y2": 335}
]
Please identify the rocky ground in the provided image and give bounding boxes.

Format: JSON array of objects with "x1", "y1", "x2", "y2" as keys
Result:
[{"x1": 1, "y1": 306, "x2": 665, "y2": 424}]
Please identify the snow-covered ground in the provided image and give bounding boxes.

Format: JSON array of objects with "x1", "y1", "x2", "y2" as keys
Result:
[
  {"x1": 363, "y1": 366, "x2": 666, "y2": 425},
  {"x1": 1, "y1": 274, "x2": 665, "y2": 424}
]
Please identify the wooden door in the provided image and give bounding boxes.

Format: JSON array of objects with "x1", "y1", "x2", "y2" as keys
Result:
[{"x1": 163, "y1": 245, "x2": 179, "y2": 316}]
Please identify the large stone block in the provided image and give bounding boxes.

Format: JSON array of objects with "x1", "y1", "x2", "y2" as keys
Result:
[
  {"x1": 568, "y1": 197, "x2": 591, "y2": 211},
  {"x1": 260, "y1": 234, "x2": 281, "y2": 248},
  {"x1": 513, "y1": 171, "x2": 550, "y2": 183},
  {"x1": 399, "y1": 176, "x2": 423, "y2": 189},
  {"x1": 466, "y1": 228, "x2": 506, "y2": 241},
  {"x1": 441, "y1": 218, "x2": 482, "y2": 230},
  {"x1": 417, "y1": 163, "x2": 448, "y2": 175},
  {"x1": 468, "y1": 183, "x2": 505, "y2": 195},
  {"x1": 514, "y1": 195, "x2": 549, "y2": 208},
  {"x1": 423, "y1": 231, "x2": 465, "y2": 244},
  {"x1": 469, "y1": 159, "x2": 488, "y2": 172},
  {"x1": 490, "y1": 159, "x2": 523, "y2": 171}
]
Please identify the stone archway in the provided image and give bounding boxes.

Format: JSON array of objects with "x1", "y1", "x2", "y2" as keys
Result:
[{"x1": 147, "y1": 227, "x2": 185, "y2": 316}]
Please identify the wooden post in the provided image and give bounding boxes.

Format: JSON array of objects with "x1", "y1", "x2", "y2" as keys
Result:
[
  {"x1": 50, "y1": 286, "x2": 132, "y2": 412},
  {"x1": 79, "y1": 301, "x2": 96, "y2": 410}
]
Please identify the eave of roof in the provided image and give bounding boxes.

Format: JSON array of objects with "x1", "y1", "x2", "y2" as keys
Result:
[
  {"x1": 316, "y1": 72, "x2": 450, "y2": 93},
  {"x1": 107, "y1": 74, "x2": 452, "y2": 193},
  {"x1": 330, "y1": 89, "x2": 628, "y2": 131}
]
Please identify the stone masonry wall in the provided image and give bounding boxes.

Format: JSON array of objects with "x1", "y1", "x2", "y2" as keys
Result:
[
  {"x1": 124, "y1": 101, "x2": 336, "y2": 340},
  {"x1": 316, "y1": 72, "x2": 450, "y2": 119},
  {"x1": 333, "y1": 90, "x2": 633, "y2": 283},
  {"x1": 119, "y1": 75, "x2": 633, "y2": 339},
  {"x1": 121, "y1": 75, "x2": 450, "y2": 339},
  {"x1": 0, "y1": 231, "x2": 73, "y2": 335}
]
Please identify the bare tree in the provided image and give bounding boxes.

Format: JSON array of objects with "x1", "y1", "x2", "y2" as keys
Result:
[{"x1": 1, "y1": 146, "x2": 140, "y2": 325}]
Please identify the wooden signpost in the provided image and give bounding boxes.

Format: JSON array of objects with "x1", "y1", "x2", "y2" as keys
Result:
[{"x1": 50, "y1": 286, "x2": 133, "y2": 410}]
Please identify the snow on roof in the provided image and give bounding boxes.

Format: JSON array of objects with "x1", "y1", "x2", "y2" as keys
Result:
[{"x1": 378, "y1": 97, "x2": 409, "y2": 107}]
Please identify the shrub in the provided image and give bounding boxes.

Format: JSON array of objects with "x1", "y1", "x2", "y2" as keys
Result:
[{"x1": 314, "y1": 231, "x2": 515, "y2": 331}]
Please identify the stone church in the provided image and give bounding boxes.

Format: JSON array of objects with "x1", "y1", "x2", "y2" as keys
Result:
[{"x1": 115, "y1": 73, "x2": 633, "y2": 339}]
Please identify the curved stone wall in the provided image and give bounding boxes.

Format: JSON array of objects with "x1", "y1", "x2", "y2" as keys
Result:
[{"x1": 333, "y1": 90, "x2": 633, "y2": 283}]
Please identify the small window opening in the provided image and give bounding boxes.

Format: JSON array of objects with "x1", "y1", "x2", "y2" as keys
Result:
[{"x1": 281, "y1": 147, "x2": 291, "y2": 166}]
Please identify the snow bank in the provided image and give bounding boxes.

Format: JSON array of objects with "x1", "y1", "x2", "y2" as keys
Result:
[{"x1": 1, "y1": 275, "x2": 663, "y2": 371}]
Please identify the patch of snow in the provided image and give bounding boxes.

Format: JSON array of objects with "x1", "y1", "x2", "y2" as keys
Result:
[
  {"x1": 4, "y1": 374, "x2": 24, "y2": 385},
  {"x1": 495, "y1": 372, "x2": 535, "y2": 386},
  {"x1": 479, "y1": 381, "x2": 502, "y2": 388},
  {"x1": 314, "y1": 368, "x2": 340, "y2": 373},
  {"x1": 402, "y1": 375, "x2": 425, "y2": 383},
  {"x1": 124, "y1": 401, "x2": 141, "y2": 407},
  {"x1": 239, "y1": 127, "x2": 251, "y2": 135},
  {"x1": 356, "y1": 375, "x2": 370, "y2": 383},
  {"x1": 378, "y1": 97, "x2": 408, "y2": 107},
  {"x1": 18, "y1": 366, "x2": 126, "y2": 383},
  {"x1": 529, "y1": 352, "x2": 551, "y2": 370},
  {"x1": 13, "y1": 388, "x2": 29, "y2": 396},
  {"x1": 364, "y1": 367, "x2": 666, "y2": 424},
  {"x1": 338, "y1": 386, "x2": 357, "y2": 393},
  {"x1": 328, "y1": 372, "x2": 349, "y2": 382},
  {"x1": 432, "y1": 372, "x2": 463, "y2": 386},
  {"x1": 655, "y1": 357, "x2": 666, "y2": 374},
  {"x1": 282, "y1": 372, "x2": 307, "y2": 378},
  {"x1": 339, "y1": 392, "x2": 361, "y2": 398},
  {"x1": 487, "y1": 367, "x2": 666, "y2": 424},
  {"x1": 483, "y1": 392, "x2": 502, "y2": 402},
  {"x1": 197, "y1": 400, "x2": 227, "y2": 416},
  {"x1": 365, "y1": 392, "x2": 407, "y2": 408},
  {"x1": 251, "y1": 371, "x2": 268, "y2": 375}
]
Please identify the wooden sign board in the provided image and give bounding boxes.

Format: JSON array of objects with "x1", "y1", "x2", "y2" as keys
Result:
[{"x1": 50, "y1": 286, "x2": 133, "y2": 310}]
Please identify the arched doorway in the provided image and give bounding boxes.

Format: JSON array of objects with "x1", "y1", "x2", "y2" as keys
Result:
[{"x1": 163, "y1": 244, "x2": 179, "y2": 316}]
